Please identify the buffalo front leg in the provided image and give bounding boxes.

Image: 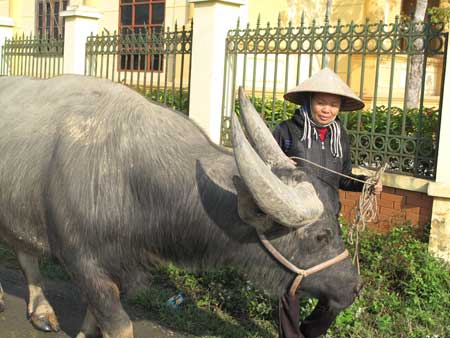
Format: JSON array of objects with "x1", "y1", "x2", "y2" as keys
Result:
[
  {"x1": 0, "y1": 281, "x2": 5, "y2": 312},
  {"x1": 74, "y1": 265, "x2": 133, "y2": 338},
  {"x1": 299, "y1": 299, "x2": 342, "y2": 338},
  {"x1": 16, "y1": 251, "x2": 60, "y2": 332}
]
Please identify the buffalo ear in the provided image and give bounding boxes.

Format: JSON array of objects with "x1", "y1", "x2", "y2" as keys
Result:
[{"x1": 232, "y1": 175, "x2": 274, "y2": 233}]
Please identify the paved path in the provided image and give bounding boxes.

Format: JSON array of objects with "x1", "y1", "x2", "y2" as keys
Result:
[{"x1": 0, "y1": 266, "x2": 193, "y2": 338}]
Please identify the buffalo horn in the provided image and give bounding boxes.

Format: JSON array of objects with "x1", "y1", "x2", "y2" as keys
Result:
[
  {"x1": 231, "y1": 112, "x2": 323, "y2": 228},
  {"x1": 238, "y1": 87, "x2": 295, "y2": 170}
]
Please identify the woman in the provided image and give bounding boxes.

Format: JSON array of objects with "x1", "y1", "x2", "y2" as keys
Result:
[
  {"x1": 274, "y1": 68, "x2": 382, "y2": 338},
  {"x1": 273, "y1": 68, "x2": 382, "y2": 220}
]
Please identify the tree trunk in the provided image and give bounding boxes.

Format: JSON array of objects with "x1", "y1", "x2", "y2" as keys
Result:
[
  {"x1": 405, "y1": 0, "x2": 428, "y2": 109},
  {"x1": 326, "y1": 0, "x2": 332, "y2": 19}
]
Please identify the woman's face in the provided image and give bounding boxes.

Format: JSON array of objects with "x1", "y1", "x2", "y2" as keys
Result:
[{"x1": 310, "y1": 93, "x2": 341, "y2": 125}]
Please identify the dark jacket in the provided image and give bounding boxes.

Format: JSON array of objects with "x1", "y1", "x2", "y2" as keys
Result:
[{"x1": 272, "y1": 112, "x2": 367, "y2": 217}]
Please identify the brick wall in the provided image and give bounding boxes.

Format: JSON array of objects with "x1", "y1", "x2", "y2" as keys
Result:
[{"x1": 339, "y1": 186, "x2": 433, "y2": 232}]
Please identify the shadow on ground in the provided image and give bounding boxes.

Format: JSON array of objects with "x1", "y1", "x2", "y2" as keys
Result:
[{"x1": 0, "y1": 266, "x2": 193, "y2": 338}]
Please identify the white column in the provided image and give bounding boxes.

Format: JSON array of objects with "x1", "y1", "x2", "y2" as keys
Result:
[
  {"x1": 188, "y1": 0, "x2": 247, "y2": 144},
  {"x1": 61, "y1": 5, "x2": 102, "y2": 75},
  {"x1": 0, "y1": 17, "x2": 14, "y2": 75},
  {"x1": 427, "y1": 36, "x2": 450, "y2": 263}
]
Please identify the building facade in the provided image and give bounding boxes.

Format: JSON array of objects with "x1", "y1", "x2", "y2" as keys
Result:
[{"x1": 1, "y1": 0, "x2": 445, "y2": 37}]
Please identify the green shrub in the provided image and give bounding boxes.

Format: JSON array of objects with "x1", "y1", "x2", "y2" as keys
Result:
[
  {"x1": 143, "y1": 88, "x2": 190, "y2": 113},
  {"x1": 328, "y1": 226, "x2": 450, "y2": 338}
]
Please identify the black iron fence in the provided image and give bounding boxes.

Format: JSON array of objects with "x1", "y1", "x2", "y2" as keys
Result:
[
  {"x1": 85, "y1": 23, "x2": 193, "y2": 114},
  {"x1": 222, "y1": 15, "x2": 448, "y2": 179},
  {"x1": 0, "y1": 34, "x2": 64, "y2": 78}
]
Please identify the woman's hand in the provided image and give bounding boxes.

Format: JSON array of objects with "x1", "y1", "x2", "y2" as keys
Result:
[{"x1": 373, "y1": 178, "x2": 383, "y2": 195}]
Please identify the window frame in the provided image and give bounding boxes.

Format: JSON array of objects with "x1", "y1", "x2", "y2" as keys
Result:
[
  {"x1": 35, "y1": 0, "x2": 69, "y2": 39},
  {"x1": 118, "y1": 0, "x2": 166, "y2": 72}
]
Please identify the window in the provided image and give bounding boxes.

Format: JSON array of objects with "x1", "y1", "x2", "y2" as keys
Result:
[
  {"x1": 119, "y1": 0, "x2": 165, "y2": 71},
  {"x1": 36, "y1": 0, "x2": 69, "y2": 39}
]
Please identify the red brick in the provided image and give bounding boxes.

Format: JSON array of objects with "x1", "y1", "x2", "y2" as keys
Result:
[
  {"x1": 366, "y1": 222, "x2": 380, "y2": 232},
  {"x1": 380, "y1": 192, "x2": 404, "y2": 203},
  {"x1": 420, "y1": 196, "x2": 433, "y2": 209},
  {"x1": 391, "y1": 214, "x2": 407, "y2": 226},
  {"x1": 345, "y1": 191, "x2": 361, "y2": 201},
  {"x1": 400, "y1": 189, "x2": 417, "y2": 197},
  {"x1": 405, "y1": 212, "x2": 420, "y2": 225},
  {"x1": 378, "y1": 222, "x2": 393, "y2": 233},
  {"x1": 378, "y1": 199, "x2": 394, "y2": 208},
  {"x1": 342, "y1": 200, "x2": 357, "y2": 209},
  {"x1": 393, "y1": 201, "x2": 403, "y2": 210},
  {"x1": 338, "y1": 190, "x2": 346, "y2": 200},
  {"x1": 404, "y1": 206, "x2": 420, "y2": 215},
  {"x1": 380, "y1": 207, "x2": 405, "y2": 217},
  {"x1": 419, "y1": 214, "x2": 431, "y2": 226},
  {"x1": 420, "y1": 207, "x2": 432, "y2": 218},
  {"x1": 383, "y1": 186, "x2": 396, "y2": 194},
  {"x1": 405, "y1": 193, "x2": 429, "y2": 207}
]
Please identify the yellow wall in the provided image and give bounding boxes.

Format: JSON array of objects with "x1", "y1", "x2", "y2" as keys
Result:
[
  {"x1": 247, "y1": 0, "x2": 287, "y2": 25},
  {"x1": 0, "y1": 0, "x2": 10, "y2": 17},
  {"x1": 247, "y1": 0, "x2": 404, "y2": 27},
  {"x1": 10, "y1": 0, "x2": 35, "y2": 35},
  {"x1": 5, "y1": 0, "x2": 408, "y2": 36},
  {"x1": 85, "y1": 0, "x2": 119, "y2": 32}
]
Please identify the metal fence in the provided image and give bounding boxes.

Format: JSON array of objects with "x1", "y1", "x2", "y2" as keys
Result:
[
  {"x1": 85, "y1": 23, "x2": 193, "y2": 114},
  {"x1": 0, "y1": 34, "x2": 64, "y2": 78},
  {"x1": 221, "y1": 15, "x2": 448, "y2": 179}
]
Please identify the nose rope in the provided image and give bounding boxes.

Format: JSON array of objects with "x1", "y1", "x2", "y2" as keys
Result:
[{"x1": 258, "y1": 233, "x2": 349, "y2": 296}]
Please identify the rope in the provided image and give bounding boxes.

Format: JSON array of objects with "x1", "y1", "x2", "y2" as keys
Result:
[
  {"x1": 349, "y1": 163, "x2": 388, "y2": 274},
  {"x1": 258, "y1": 233, "x2": 350, "y2": 296},
  {"x1": 289, "y1": 155, "x2": 387, "y2": 274}
]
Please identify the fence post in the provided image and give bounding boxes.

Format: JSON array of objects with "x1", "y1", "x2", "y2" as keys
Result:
[
  {"x1": 60, "y1": 5, "x2": 102, "y2": 75},
  {"x1": 188, "y1": 0, "x2": 247, "y2": 144},
  {"x1": 427, "y1": 37, "x2": 450, "y2": 263},
  {"x1": 0, "y1": 17, "x2": 14, "y2": 75}
]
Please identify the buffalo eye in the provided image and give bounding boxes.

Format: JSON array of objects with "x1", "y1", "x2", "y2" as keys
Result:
[{"x1": 316, "y1": 229, "x2": 332, "y2": 244}]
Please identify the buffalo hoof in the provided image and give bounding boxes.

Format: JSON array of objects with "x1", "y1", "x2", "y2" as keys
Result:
[
  {"x1": 29, "y1": 312, "x2": 60, "y2": 332},
  {"x1": 75, "y1": 328, "x2": 102, "y2": 338},
  {"x1": 0, "y1": 300, "x2": 5, "y2": 313}
]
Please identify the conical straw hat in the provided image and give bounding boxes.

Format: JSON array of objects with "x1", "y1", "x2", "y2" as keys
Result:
[{"x1": 284, "y1": 68, "x2": 365, "y2": 111}]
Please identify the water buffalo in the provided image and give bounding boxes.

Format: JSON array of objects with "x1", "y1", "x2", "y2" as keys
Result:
[{"x1": 0, "y1": 75, "x2": 360, "y2": 338}]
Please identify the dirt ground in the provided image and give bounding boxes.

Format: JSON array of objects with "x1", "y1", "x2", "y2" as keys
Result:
[{"x1": 0, "y1": 266, "x2": 193, "y2": 338}]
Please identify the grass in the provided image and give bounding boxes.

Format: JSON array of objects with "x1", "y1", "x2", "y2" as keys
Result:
[{"x1": 0, "y1": 225, "x2": 449, "y2": 338}]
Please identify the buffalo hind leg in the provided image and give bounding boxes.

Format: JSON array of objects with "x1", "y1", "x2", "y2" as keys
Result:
[
  {"x1": 16, "y1": 251, "x2": 60, "y2": 332},
  {"x1": 74, "y1": 266, "x2": 133, "y2": 338},
  {"x1": 75, "y1": 306, "x2": 101, "y2": 338}
]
